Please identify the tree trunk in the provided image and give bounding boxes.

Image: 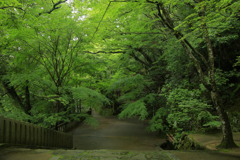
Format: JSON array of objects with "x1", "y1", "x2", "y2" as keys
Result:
[
  {"x1": 211, "y1": 91, "x2": 237, "y2": 148},
  {"x1": 2, "y1": 81, "x2": 25, "y2": 110},
  {"x1": 203, "y1": 20, "x2": 237, "y2": 148},
  {"x1": 25, "y1": 80, "x2": 32, "y2": 114}
]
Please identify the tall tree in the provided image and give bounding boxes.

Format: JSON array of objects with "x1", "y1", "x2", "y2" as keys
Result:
[{"x1": 148, "y1": 0, "x2": 239, "y2": 148}]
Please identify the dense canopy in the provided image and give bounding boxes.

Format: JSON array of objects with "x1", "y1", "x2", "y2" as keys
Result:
[{"x1": 0, "y1": 0, "x2": 240, "y2": 148}]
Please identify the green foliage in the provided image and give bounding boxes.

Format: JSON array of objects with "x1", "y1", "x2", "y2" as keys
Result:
[
  {"x1": 71, "y1": 87, "x2": 110, "y2": 109},
  {"x1": 83, "y1": 115, "x2": 99, "y2": 128},
  {"x1": 150, "y1": 88, "x2": 220, "y2": 133},
  {"x1": 0, "y1": 96, "x2": 30, "y2": 121},
  {"x1": 149, "y1": 107, "x2": 168, "y2": 132},
  {"x1": 230, "y1": 112, "x2": 240, "y2": 132},
  {"x1": 174, "y1": 0, "x2": 240, "y2": 44},
  {"x1": 118, "y1": 99, "x2": 148, "y2": 120},
  {"x1": 108, "y1": 74, "x2": 154, "y2": 119},
  {"x1": 1, "y1": 0, "x2": 239, "y2": 140},
  {"x1": 109, "y1": 74, "x2": 147, "y2": 93},
  {"x1": 0, "y1": 0, "x2": 111, "y2": 127},
  {"x1": 99, "y1": 108, "x2": 114, "y2": 117},
  {"x1": 235, "y1": 56, "x2": 240, "y2": 66},
  {"x1": 172, "y1": 132, "x2": 203, "y2": 150},
  {"x1": 203, "y1": 121, "x2": 221, "y2": 128}
]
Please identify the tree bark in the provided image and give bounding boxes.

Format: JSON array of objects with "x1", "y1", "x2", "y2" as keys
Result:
[
  {"x1": 203, "y1": 23, "x2": 237, "y2": 148},
  {"x1": 211, "y1": 91, "x2": 237, "y2": 148}
]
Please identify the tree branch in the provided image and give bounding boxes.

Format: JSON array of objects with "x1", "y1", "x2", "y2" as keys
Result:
[
  {"x1": 0, "y1": 6, "x2": 24, "y2": 11},
  {"x1": 38, "y1": 0, "x2": 67, "y2": 16},
  {"x1": 155, "y1": 3, "x2": 208, "y2": 68},
  {"x1": 120, "y1": 32, "x2": 161, "y2": 34},
  {"x1": 136, "y1": 48, "x2": 153, "y2": 65},
  {"x1": 130, "y1": 51, "x2": 151, "y2": 67},
  {"x1": 84, "y1": 51, "x2": 125, "y2": 54}
]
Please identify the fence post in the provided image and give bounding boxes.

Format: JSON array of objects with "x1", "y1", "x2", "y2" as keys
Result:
[
  {"x1": 70, "y1": 134, "x2": 73, "y2": 148},
  {"x1": 54, "y1": 131, "x2": 57, "y2": 147},
  {"x1": 20, "y1": 123, "x2": 23, "y2": 144},
  {"x1": 50, "y1": 130, "x2": 54, "y2": 147},
  {"x1": 34, "y1": 125, "x2": 37, "y2": 146},
  {"x1": 26, "y1": 124, "x2": 30, "y2": 145},
  {"x1": 36, "y1": 126, "x2": 39, "y2": 146},
  {"x1": 59, "y1": 132, "x2": 62, "y2": 147},
  {"x1": 39, "y1": 127, "x2": 42, "y2": 146},
  {"x1": 47, "y1": 129, "x2": 50, "y2": 147},
  {"x1": 31, "y1": 125, "x2": 34, "y2": 145},
  {"x1": 58, "y1": 132, "x2": 61, "y2": 147},
  {"x1": 16, "y1": 121, "x2": 21, "y2": 144},
  {"x1": 41, "y1": 128, "x2": 45, "y2": 146},
  {"x1": 43, "y1": 128, "x2": 46, "y2": 147},
  {"x1": 36, "y1": 126, "x2": 40, "y2": 146},
  {"x1": 4, "y1": 119, "x2": 10, "y2": 143},
  {"x1": 0, "y1": 117, "x2": 4, "y2": 143},
  {"x1": 32, "y1": 125, "x2": 35, "y2": 145},
  {"x1": 11, "y1": 120, "x2": 16, "y2": 144}
]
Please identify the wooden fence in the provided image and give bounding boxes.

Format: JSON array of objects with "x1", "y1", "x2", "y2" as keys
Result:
[
  {"x1": 0, "y1": 116, "x2": 73, "y2": 148},
  {"x1": 56, "y1": 121, "x2": 80, "y2": 132}
]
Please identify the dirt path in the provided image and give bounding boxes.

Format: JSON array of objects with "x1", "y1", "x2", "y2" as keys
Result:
[{"x1": 69, "y1": 111, "x2": 164, "y2": 150}]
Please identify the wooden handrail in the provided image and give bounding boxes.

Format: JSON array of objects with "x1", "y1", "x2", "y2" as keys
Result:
[{"x1": 0, "y1": 116, "x2": 73, "y2": 148}]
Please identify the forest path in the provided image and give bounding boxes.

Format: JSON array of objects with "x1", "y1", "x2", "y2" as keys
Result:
[
  {"x1": 68, "y1": 111, "x2": 164, "y2": 150},
  {"x1": 0, "y1": 112, "x2": 240, "y2": 160}
]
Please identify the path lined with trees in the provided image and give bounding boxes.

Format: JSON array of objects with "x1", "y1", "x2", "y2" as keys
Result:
[
  {"x1": 0, "y1": 114, "x2": 239, "y2": 160},
  {"x1": 0, "y1": 0, "x2": 240, "y2": 151}
]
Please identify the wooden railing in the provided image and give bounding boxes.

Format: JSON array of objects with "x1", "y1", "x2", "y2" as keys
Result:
[
  {"x1": 56, "y1": 121, "x2": 80, "y2": 132},
  {"x1": 0, "y1": 116, "x2": 73, "y2": 148}
]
